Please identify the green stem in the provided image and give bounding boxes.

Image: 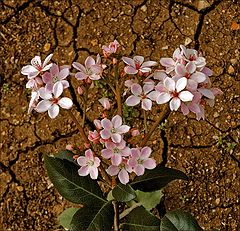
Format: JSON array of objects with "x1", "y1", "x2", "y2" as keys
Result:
[{"x1": 119, "y1": 202, "x2": 142, "y2": 220}]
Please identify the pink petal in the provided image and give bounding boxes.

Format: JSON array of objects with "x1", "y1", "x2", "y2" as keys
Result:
[
  {"x1": 147, "y1": 91, "x2": 159, "y2": 101},
  {"x1": 58, "y1": 97, "x2": 73, "y2": 109},
  {"x1": 90, "y1": 65, "x2": 102, "y2": 74},
  {"x1": 118, "y1": 169, "x2": 129, "y2": 184},
  {"x1": 90, "y1": 167, "x2": 98, "y2": 179},
  {"x1": 78, "y1": 166, "x2": 90, "y2": 176},
  {"x1": 107, "y1": 165, "x2": 119, "y2": 176},
  {"x1": 85, "y1": 149, "x2": 94, "y2": 160},
  {"x1": 191, "y1": 72, "x2": 206, "y2": 83},
  {"x1": 133, "y1": 56, "x2": 144, "y2": 65},
  {"x1": 101, "y1": 118, "x2": 113, "y2": 130},
  {"x1": 189, "y1": 103, "x2": 201, "y2": 114},
  {"x1": 164, "y1": 77, "x2": 175, "y2": 92},
  {"x1": 156, "y1": 92, "x2": 171, "y2": 104},
  {"x1": 122, "y1": 57, "x2": 135, "y2": 67},
  {"x1": 186, "y1": 61, "x2": 196, "y2": 74},
  {"x1": 181, "y1": 103, "x2": 190, "y2": 115},
  {"x1": 141, "y1": 147, "x2": 151, "y2": 159},
  {"x1": 125, "y1": 95, "x2": 141, "y2": 106},
  {"x1": 116, "y1": 125, "x2": 130, "y2": 134},
  {"x1": 77, "y1": 156, "x2": 87, "y2": 166},
  {"x1": 160, "y1": 58, "x2": 175, "y2": 67},
  {"x1": 179, "y1": 91, "x2": 193, "y2": 102},
  {"x1": 111, "y1": 133, "x2": 122, "y2": 143},
  {"x1": 43, "y1": 54, "x2": 53, "y2": 67},
  {"x1": 175, "y1": 63, "x2": 187, "y2": 76},
  {"x1": 135, "y1": 165, "x2": 145, "y2": 176},
  {"x1": 59, "y1": 68, "x2": 69, "y2": 79},
  {"x1": 187, "y1": 79, "x2": 198, "y2": 91},
  {"x1": 85, "y1": 56, "x2": 95, "y2": 68},
  {"x1": 61, "y1": 80, "x2": 70, "y2": 89},
  {"x1": 39, "y1": 87, "x2": 52, "y2": 100},
  {"x1": 121, "y1": 147, "x2": 131, "y2": 156},
  {"x1": 42, "y1": 72, "x2": 52, "y2": 83},
  {"x1": 72, "y1": 62, "x2": 86, "y2": 72},
  {"x1": 143, "y1": 83, "x2": 154, "y2": 94},
  {"x1": 124, "y1": 66, "x2": 138, "y2": 75},
  {"x1": 53, "y1": 82, "x2": 63, "y2": 98},
  {"x1": 176, "y1": 77, "x2": 187, "y2": 92},
  {"x1": 140, "y1": 67, "x2": 152, "y2": 73},
  {"x1": 153, "y1": 70, "x2": 168, "y2": 81},
  {"x1": 141, "y1": 98, "x2": 152, "y2": 110},
  {"x1": 198, "y1": 88, "x2": 215, "y2": 99},
  {"x1": 143, "y1": 159, "x2": 156, "y2": 169},
  {"x1": 131, "y1": 83, "x2": 142, "y2": 95},
  {"x1": 75, "y1": 72, "x2": 87, "y2": 80},
  {"x1": 112, "y1": 115, "x2": 122, "y2": 128},
  {"x1": 48, "y1": 104, "x2": 60, "y2": 119},
  {"x1": 101, "y1": 149, "x2": 113, "y2": 159},
  {"x1": 131, "y1": 148, "x2": 140, "y2": 158},
  {"x1": 99, "y1": 97, "x2": 111, "y2": 110},
  {"x1": 141, "y1": 61, "x2": 158, "y2": 68},
  {"x1": 105, "y1": 141, "x2": 116, "y2": 149},
  {"x1": 50, "y1": 64, "x2": 59, "y2": 76},
  {"x1": 170, "y1": 98, "x2": 181, "y2": 111},
  {"x1": 28, "y1": 71, "x2": 40, "y2": 79},
  {"x1": 89, "y1": 74, "x2": 101, "y2": 80},
  {"x1": 36, "y1": 100, "x2": 52, "y2": 112},
  {"x1": 100, "y1": 129, "x2": 111, "y2": 139},
  {"x1": 201, "y1": 67, "x2": 212, "y2": 76},
  {"x1": 111, "y1": 155, "x2": 122, "y2": 166},
  {"x1": 129, "y1": 158, "x2": 138, "y2": 167}
]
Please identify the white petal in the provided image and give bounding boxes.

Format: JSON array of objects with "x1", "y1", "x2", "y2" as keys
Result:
[
  {"x1": 164, "y1": 77, "x2": 175, "y2": 92},
  {"x1": 170, "y1": 98, "x2": 181, "y2": 111},
  {"x1": 124, "y1": 66, "x2": 138, "y2": 75},
  {"x1": 122, "y1": 57, "x2": 135, "y2": 67},
  {"x1": 31, "y1": 56, "x2": 41, "y2": 67},
  {"x1": 53, "y1": 82, "x2": 63, "y2": 98},
  {"x1": 21, "y1": 65, "x2": 37, "y2": 75},
  {"x1": 48, "y1": 104, "x2": 60, "y2": 119},
  {"x1": 125, "y1": 95, "x2": 141, "y2": 106},
  {"x1": 43, "y1": 54, "x2": 53, "y2": 67},
  {"x1": 112, "y1": 115, "x2": 122, "y2": 128},
  {"x1": 36, "y1": 100, "x2": 52, "y2": 112},
  {"x1": 191, "y1": 72, "x2": 206, "y2": 83},
  {"x1": 176, "y1": 77, "x2": 187, "y2": 92},
  {"x1": 175, "y1": 63, "x2": 187, "y2": 76},
  {"x1": 186, "y1": 61, "x2": 196, "y2": 74},
  {"x1": 59, "y1": 68, "x2": 69, "y2": 79},
  {"x1": 42, "y1": 63, "x2": 53, "y2": 72},
  {"x1": 133, "y1": 56, "x2": 144, "y2": 65},
  {"x1": 156, "y1": 92, "x2": 171, "y2": 104},
  {"x1": 160, "y1": 58, "x2": 175, "y2": 67},
  {"x1": 58, "y1": 97, "x2": 73, "y2": 109},
  {"x1": 141, "y1": 61, "x2": 158, "y2": 68},
  {"x1": 72, "y1": 62, "x2": 86, "y2": 72},
  {"x1": 179, "y1": 91, "x2": 193, "y2": 102},
  {"x1": 39, "y1": 87, "x2": 52, "y2": 100},
  {"x1": 141, "y1": 99, "x2": 152, "y2": 110},
  {"x1": 131, "y1": 84, "x2": 142, "y2": 95}
]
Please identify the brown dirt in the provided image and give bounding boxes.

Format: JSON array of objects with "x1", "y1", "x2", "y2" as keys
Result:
[{"x1": 0, "y1": 0, "x2": 239, "y2": 230}]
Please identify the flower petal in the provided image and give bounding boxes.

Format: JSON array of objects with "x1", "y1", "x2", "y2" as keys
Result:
[
  {"x1": 111, "y1": 133, "x2": 122, "y2": 143},
  {"x1": 21, "y1": 65, "x2": 37, "y2": 75},
  {"x1": 43, "y1": 54, "x2": 53, "y2": 67},
  {"x1": 133, "y1": 56, "x2": 144, "y2": 65},
  {"x1": 125, "y1": 95, "x2": 141, "y2": 106},
  {"x1": 59, "y1": 68, "x2": 69, "y2": 79},
  {"x1": 101, "y1": 118, "x2": 112, "y2": 129},
  {"x1": 198, "y1": 88, "x2": 215, "y2": 99},
  {"x1": 160, "y1": 58, "x2": 175, "y2": 67},
  {"x1": 134, "y1": 165, "x2": 145, "y2": 176},
  {"x1": 122, "y1": 57, "x2": 135, "y2": 67},
  {"x1": 164, "y1": 77, "x2": 175, "y2": 92},
  {"x1": 48, "y1": 104, "x2": 60, "y2": 119},
  {"x1": 111, "y1": 155, "x2": 122, "y2": 166},
  {"x1": 143, "y1": 159, "x2": 156, "y2": 169},
  {"x1": 191, "y1": 72, "x2": 206, "y2": 83},
  {"x1": 58, "y1": 97, "x2": 73, "y2": 109},
  {"x1": 31, "y1": 56, "x2": 41, "y2": 67},
  {"x1": 141, "y1": 61, "x2": 158, "y2": 68},
  {"x1": 116, "y1": 125, "x2": 130, "y2": 134},
  {"x1": 141, "y1": 98, "x2": 152, "y2": 110},
  {"x1": 131, "y1": 83, "x2": 142, "y2": 95},
  {"x1": 124, "y1": 66, "x2": 138, "y2": 75},
  {"x1": 141, "y1": 147, "x2": 152, "y2": 159},
  {"x1": 107, "y1": 165, "x2": 119, "y2": 176},
  {"x1": 90, "y1": 167, "x2": 98, "y2": 179},
  {"x1": 72, "y1": 62, "x2": 86, "y2": 72},
  {"x1": 176, "y1": 77, "x2": 187, "y2": 92},
  {"x1": 77, "y1": 156, "x2": 87, "y2": 166},
  {"x1": 75, "y1": 72, "x2": 87, "y2": 80},
  {"x1": 118, "y1": 169, "x2": 129, "y2": 184},
  {"x1": 85, "y1": 56, "x2": 95, "y2": 68},
  {"x1": 53, "y1": 82, "x2": 63, "y2": 98},
  {"x1": 50, "y1": 64, "x2": 59, "y2": 76},
  {"x1": 179, "y1": 91, "x2": 194, "y2": 102},
  {"x1": 112, "y1": 115, "x2": 122, "y2": 128},
  {"x1": 101, "y1": 149, "x2": 113, "y2": 159},
  {"x1": 36, "y1": 100, "x2": 52, "y2": 112},
  {"x1": 170, "y1": 98, "x2": 181, "y2": 111},
  {"x1": 156, "y1": 92, "x2": 171, "y2": 104},
  {"x1": 78, "y1": 166, "x2": 90, "y2": 176},
  {"x1": 186, "y1": 61, "x2": 196, "y2": 74},
  {"x1": 100, "y1": 129, "x2": 111, "y2": 139},
  {"x1": 175, "y1": 63, "x2": 187, "y2": 76}
]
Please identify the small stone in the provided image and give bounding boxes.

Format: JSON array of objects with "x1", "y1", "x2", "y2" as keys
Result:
[
  {"x1": 228, "y1": 65, "x2": 235, "y2": 74},
  {"x1": 197, "y1": 0, "x2": 210, "y2": 11},
  {"x1": 213, "y1": 112, "x2": 220, "y2": 118},
  {"x1": 43, "y1": 43, "x2": 51, "y2": 52},
  {"x1": 56, "y1": 11, "x2": 62, "y2": 16},
  {"x1": 141, "y1": 5, "x2": 147, "y2": 12},
  {"x1": 90, "y1": 39, "x2": 98, "y2": 46},
  {"x1": 215, "y1": 198, "x2": 220, "y2": 205},
  {"x1": 230, "y1": 59, "x2": 238, "y2": 65},
  {"x1": 162, "y1": 45, "x2": 169, "y2": 50},
  {"x1": 16, "y1": 186, "x2": 24, "y2": 192},
  {"x1": 184, "y1": 37, "x2": 192, "y2": 46}
]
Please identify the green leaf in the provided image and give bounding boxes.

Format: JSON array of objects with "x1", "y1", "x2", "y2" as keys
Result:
[
  {"x1": 131, "y1": 165, "x2": 188, "y2": 192},
  {"x1": 112, "y1": 183, "x2": 136, "y2": 202},
  {"x1": 44, "y1": 155, "x2": 106, "y2": 205},
  {"x1": 58, "y1": 207, "x2": 79, "y2": 230},
  {"x1": 55, "y1": 150, "x2": 77, "y2": 165},
  {"x1": 136, "y1": 190, "x2": 163, "y2": 211},
  {"x1": 70, "y1": 201, "x2": 114, "y2": 231},
  {"x1": 121, "y1": 206, "x2": 160, "y2": 231},
  {"x1": 160, "y1": 209, "x2": 203, "y2": 231}
]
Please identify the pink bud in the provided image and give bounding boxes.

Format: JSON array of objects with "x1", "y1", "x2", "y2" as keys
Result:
[
  {"x1": 94, "y1": 119, "x2": 102, "y2": 129},
  {"x1": 88, "y1": 130, "x2": 100, "y2": 144},
  {"x1": 66, "y1": 144, "x2": 73, "y2": 150},
  {"x1": 98, "y1": 97, "x2": 111, "y2": 110},
  {"x1": 131, "y1": 129, "x2": 140, "y2": 137},
  {"x1": 77, "y1": 86, "x2": 84, "y2": 95},
  {"x1": 112, "y1": 58, "x2": 117, "y2": 65}
]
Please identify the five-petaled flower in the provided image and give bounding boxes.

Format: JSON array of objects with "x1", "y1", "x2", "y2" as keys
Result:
[
  {"x1": 77, "y1": 149, "x2": 101, "y2": 180},
  {"x1": 36, "y1": 82, "x2": 73, "y2": 119},
  {"x1": 122, "y1": 56, "x2": 157, "y2": 75},
  {"x1": 100, "y1": 115, "x2": 130, "y2": 143}
]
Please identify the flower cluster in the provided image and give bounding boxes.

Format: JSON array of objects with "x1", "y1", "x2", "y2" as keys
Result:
[
  {"x1": 124, "y1": 45, "x2": 222, "y2": 120},
  {"x1": 85, "y1": 115, "x2": 156, "y2": 184}
]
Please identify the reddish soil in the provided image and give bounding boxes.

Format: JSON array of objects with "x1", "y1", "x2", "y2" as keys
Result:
[{"x1": 0, "y1": 0, "x2": 239, "y2": 231}]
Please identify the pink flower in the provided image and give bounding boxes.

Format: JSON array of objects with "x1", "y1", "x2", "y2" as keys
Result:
[
  {"x1": 36, "y1": 82, "x2": 73, "y2": 119},
  {"x1": 100, "y1": 115, "x2": 130, "y2": 143},
  {"x1": 77, "y1": 149, "x2": 100, "y2": 180},
  {"x1": 129, "y1": 147, "x2": 156, "y2": 176},
  {"x1": 21, "y1": 54, "x2": 53, "y2": 79},
  {"x1": 101, "y1": 140, "x2": 131, "y2": 165},
  {"x1": 28, "y1": 91, "x2": 39, "y2": 114},
  {"x1": 72, "y1": 56, "x2": 103, "y2": 81},
  {"x1": 156, "y1": 77, "x2": 193, "y2": 111},
  {"x1": 42, "y1": 64, "x2": 69, "y2": 91},
  {"x1": 122, "y1": 56, "x2": 157, "y2": 75},
  {"x1": 99, "y1": 97, "x2": 111, "y2": 110},
  {"x1": 107, "y1": 158, "x2": 132, "y2": 184},
  {"x1": 102, "y1": 40, "x2": 120, "y2": 57},
  {"x1": 94, "y1": 119, "x2": 102, "y2": 130},
  {"x1": 88, "y1": 130, "x2": 100, "y2": 144},
  {"x1": 125, "y1": 82, "x2": 158, "y2": 110}
]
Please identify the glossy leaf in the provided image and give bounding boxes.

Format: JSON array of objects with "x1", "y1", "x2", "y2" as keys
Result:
[
  {"x1": 70, "y1": 201, "x2": 114, "y2": 231},
  {"x1": 160, "y1": 210, "x2": 203, "y2": 231},
  {"x1": 112, "y1": 183, "x2": 136, "y2": 202},
  {"x1": 136, "y1": 189, "x2": 163, "y2": 211},
  {"x1": 44, "y1": 155, "x2": 105, "y2": 205},
  {"x1": 121, "y1": 206, "x2": 160, "y2": 231},
  {"x1": 58, "y1": 207, "x2": 79, "y2": 230},
  {"x1": 131, "y1": 165, "x2": 188, "y2": 192}
]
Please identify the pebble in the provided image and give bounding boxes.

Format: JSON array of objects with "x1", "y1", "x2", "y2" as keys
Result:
[
  {"x1": 16, "y1": 186, "x2": 24, "y2": 192},
  {"x1": 141, "y1": 5, "x2": 147, "y2": 12},
  {"x1": 230, "y1": 59, "x2": 238, "y2": 65},
  {"x1": 213, "y1": 112, "x2": 220, "y2": 118},
  {"x1": 197, "y1": 0, "x2": 210, "y2": 11},
  {"x1": 228, "y1": 65, "x2": 235, "y2": 74},
  {"x1": 162, "y1": 45, "x2": 169, "y2": 50},
  {"x1": 43, "y1": 43, "x2": 51, "y2": 52},
  {"x1": 184, "y1": 37, "x2": 192, "y2": 46}
]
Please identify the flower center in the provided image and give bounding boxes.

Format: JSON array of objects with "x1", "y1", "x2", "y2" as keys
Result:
[
  {"x1": 32, "y1": 61, "x2": 42, "y2": 71},
  {"x1": 87, "y1": 160, "x2": 94, "y2": 166},
  {"x1": 86, "y1": 68, "x2": 93, "y2": 75},
  {"x1": 113, "y1": 147, "x2": 119, "y2": 154},
  {"x1": 189, "y1": 54, "x2": 196, "y2": 61},
  {"x1": 52, "y1": 75, "x2": 59, "y2": 83},
  {"x1": 51, "y1": 98, "x2": 59, "y2": 104},
  {"x1": 137, "y1": 158, "x2": 144, "y2": 164},
  {"x1": 135, "y1": 63, "x2": 140, "y2": 70},
  {"x1": 171, "y1": 91, "x2": 179, "y2": 98},
  {"x1": 111, "y1": 128, "x2": 116, "y2": 133}
]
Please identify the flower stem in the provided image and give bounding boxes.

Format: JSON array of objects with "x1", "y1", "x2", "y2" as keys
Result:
[
  {"x1": 119, "y1": 202, "x2": 142, "y2": 220},
  {"x1": 141, "y1": 104, "x2": 171, "y2": 147},
  {"x1": 114, "y1": 64, "x2": 122, "y2": 116},
  {"x1": 143, "y1": 110, "x2": 147, "y2": 133},
  {"x1": 113, "y1": 201, "x2": 120, "y2": 231}
]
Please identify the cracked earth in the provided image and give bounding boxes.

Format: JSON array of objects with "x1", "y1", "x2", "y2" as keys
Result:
[{"x1": 0, "y1": 0, "x2": 239, "y2": 230}]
